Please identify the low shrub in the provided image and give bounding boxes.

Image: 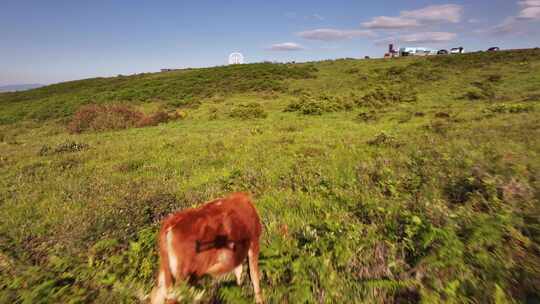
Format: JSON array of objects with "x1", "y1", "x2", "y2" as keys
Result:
[
  {"x1": 424, "y1": 120, "x2": 451, "y2": 135},
  {"x1": 387, "y1": 65, "x2": 408, "y2": 76},
  {"x1": 345, "y1": 67, "x2": 360, "y2": 74},
  {"x1": 285, "y1": 99, "x2": 323, "y2": 115},
  {"x1": 380, "y1": 63, "x2": 444, "y2": 83},
  {"x1": 53, "y1": 141, "x2": 89, "y2": 154},
  {"x1": 367, "y1": 132, "x2": 402, "y2": 148},
  {"x1": 67, "y1": 104, "x2": 142, "y2": 133},
  {"x1": 485, "y1": 103, "x2": 534, "y2": 114},
  {"x1": 360, "y1": 86, "x2": 417, "y2": 107},
  {"x1": 285, "y1": 94, "x2": 353, "y2": 115},
  {"x1": 55, "y1": 157, "x2": 81, "y2": 170},
  {"x1": 136, "y1": 110, "x2": 171, "y2": 127},
  {"x1": 67, "y1": 104, "x2": 180, "y2": 133},
  {"x1": 485, "y1": 74, "x2": 503, "y2": 83},
  {"x1": 229, "y1": 102, "x2": 267, "y2": 119},
  {"x1": 207, "y1": 106, "x2": 219, "y2": 120},
  {"x1": 434, "y1": 112, "x2": 451, "y2": 118},
  {"x1": 116, "y1": 160, "x2": 145, "y2": 173},
  {"x1": 39, "y1": 141, "x2": 89, "y2": 156},
  {"x1": 414, "y1": 68, "x2": 445, "y2": 82},
  {"x1": 397, "y1": 112, "x2": 414, "y2": 124},
  {"x1": 356, "y1": 110, "x2": 379, "y2": 122},
  {"x1": 463, "y1": 81, "x2": 496, "y2": 101},
  {"x1": 463, "y1": 88, "x2": 486, "y2": 100},
  {"x1": 523, "y1": 93, "x2": 540, "y2": 102}
]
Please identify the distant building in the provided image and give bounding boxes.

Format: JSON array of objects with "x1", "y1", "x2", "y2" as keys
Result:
[{"x1": 160, "y1": 68, "x2": 179, "y2": 72}]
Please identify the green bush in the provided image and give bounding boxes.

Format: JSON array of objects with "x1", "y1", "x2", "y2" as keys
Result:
[
  {"x1": 229, "y1": 102, "x2": 268, "y2": 119},
  {"x1": 485, "y1": 103, "x2": 534, "y2": 114},
  {"x1": 360, "y1": 86, "x2": 417, "y2": 107},
  {"x1": 356, "y1": 110, "x2": 379, "y2": 122},
  {"x1": 463, "y1": 81, "x2": 496, "y2": 101},
  {"x1": 38, "y1": 141, "x2": 89, "y2": 156},
  {"x1": 67, "y1": 104, "x2": 179, "y2": 133},
  {"x1": 367, "y1": 132, "x2": 402, "y2": 148},
  {"x1": 285, "y1": 94, "x2": 353, "y2": 115}
]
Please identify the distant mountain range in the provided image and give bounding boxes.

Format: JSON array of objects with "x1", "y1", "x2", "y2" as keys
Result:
[{"x1": 0, "y1": 83, "x2": 44, "y2": 92}]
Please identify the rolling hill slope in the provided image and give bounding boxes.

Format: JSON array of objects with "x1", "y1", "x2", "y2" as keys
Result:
[{"x1": 1, "y1": 49, "x2": 539, "y2": 303}]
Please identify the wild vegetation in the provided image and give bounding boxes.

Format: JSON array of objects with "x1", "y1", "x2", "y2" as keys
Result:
[
  {"x1": 1, "y1": 49, "x2": 539, "y2": 303},
  {"x1": 66, "y1": 104, "x2": 181, "y2": 134}
]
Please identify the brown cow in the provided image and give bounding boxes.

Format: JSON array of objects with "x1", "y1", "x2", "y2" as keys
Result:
[{"x1": 150, "y1": 192, "x2": 263, "y2": 304}]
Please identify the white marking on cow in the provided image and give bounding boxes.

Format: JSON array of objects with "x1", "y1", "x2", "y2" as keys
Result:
[
  {"x1": 158, "y1": 271, "x2": 165, "y2": 286},
  {"x1": 151, "y1": 271, "x2": 167, "y2": 304},
  {"x1": 218, "y1": 250, "x2": 229, "y2": 263},
  {"x1": 166, "y1": 228, "x2": 179, "y2": 278},
  {"x1": 207, "y1": 250, "x2": 233, "y2": 274},
  {"x1": 234, "y1": 264, "x2": 243, "y2": 285}
]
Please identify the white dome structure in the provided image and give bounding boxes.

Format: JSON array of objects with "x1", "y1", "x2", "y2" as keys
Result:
[{"x1": 228, "y1": 52, "x2": 244, "y2": 65}]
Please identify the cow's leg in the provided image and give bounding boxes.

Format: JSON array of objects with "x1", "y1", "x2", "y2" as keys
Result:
[
  {"x1": 152, "y1": 230, "x2": 177, "y2": 304},
  {"x1": 234, "y1": 264, "x2": 243, "y2": 285},
  {"x1": 151, "y1": 228, "x2": 184, "y2": 304},
  {"x1": 248, "y1": 243, "x2": 263, "y2": 304},
  {"x1": 151, "y1": 271, "x2": 168, "y2": 304}
]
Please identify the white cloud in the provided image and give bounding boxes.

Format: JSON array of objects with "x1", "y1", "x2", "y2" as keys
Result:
[
  {"x1": 285, "y1": 12, "x2": 325, "y2": 21},
  {"x1": 519, "y1": 0, "x2": 540, "y2": 7},
  {"x1": 400, "y1": 32, "x2": 457, "y2": 43},
  {"x1": 401, "y1": 4, "x2": 463, "y2": 23},
  {"x1": 297, "y1": 28, "x2": 375, "y2": 41},
  {"x1": 319, "y1": 45, "x2": 342, "y2": 50},
  {"x1": 268, "y1": 42, "x2": 305, "y2": 51},
  {"x1": 518, "y1": 6, "x2": 540, "y2": 19},
  {"x1": 310, "y1": 14, "x2": 325, "y2": 21},
  {"x1": 491, "y1": 18, "x2": 519, "y2": 35},
  {"x1": 377, "y1": 32, "x2": 457, "y2": 45},
  {"x1": 483, "y1": 16, "x2": 532, "y2": 36},
  {"x1": 362, "y1": 16, "x2": 419, "y2": 29},
  {"x1": 362, "y1": 4, "x2": 463, "y2": 30},
  {"x1": 481, "y1": 1, "x2": 540, "y2": 35},
  {"x1": 518, "y1": 0, "x2": 540, "y2": 19}
]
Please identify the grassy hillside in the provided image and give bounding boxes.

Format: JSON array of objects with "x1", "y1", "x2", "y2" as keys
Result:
[{"x1": 1, "y1": 49, "x2": 539, "y2": 303}]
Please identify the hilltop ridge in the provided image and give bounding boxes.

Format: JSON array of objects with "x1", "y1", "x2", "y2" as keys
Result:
[{"x1": 1, "y1": 48, "x2": 539, "y2": 125}]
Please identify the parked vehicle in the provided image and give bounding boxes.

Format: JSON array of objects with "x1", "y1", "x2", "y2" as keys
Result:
[
  {"x1": 437, "y1": 49, "x2": 449, "y2": 55},
  {"x1": 450, "y1": 47, "x2": 464, "y2": 54},
  {"x1": 487, "y1": 47, "x2": 500, "y2": 52},
  {"x1": 398, "y1": 47, "x2": 437, "y2": 57}
]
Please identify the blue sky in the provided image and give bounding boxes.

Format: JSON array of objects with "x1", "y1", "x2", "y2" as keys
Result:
[{"x1": 1, "y1": 0, "x2": 539, "y2": 85}]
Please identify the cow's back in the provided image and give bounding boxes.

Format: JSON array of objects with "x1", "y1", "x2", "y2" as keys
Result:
[
  {"x1": 160, "y1": 192, "x2": 261, "y2": 278},
  {"x1": 219, "y1": 192, "x2": 262, "y2": 239},
  {"x1": 162, "y1": 192, "x2": 260, "y2": 237}
]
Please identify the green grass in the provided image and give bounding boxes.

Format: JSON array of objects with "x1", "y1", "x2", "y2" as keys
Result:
[{"x1": 1, "y1": 49, "x2": 540, "y2": 303}]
